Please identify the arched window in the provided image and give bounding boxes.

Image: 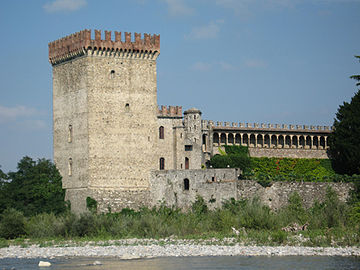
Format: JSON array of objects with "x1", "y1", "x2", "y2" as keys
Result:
[
  {"x1": 159, "y1": 126, "x2": 164, "y2": 139},
  {"x1": 184, "y1": 178, "x2": 190, "y2": 190},
  {"x1": 159, "y1": 157, "x2": 165, "y2": 170},
  {"x1": 185, "y1": 157, "x2": 189, "y2": 170},
  {"x1": 110, "y1": 70, "x2": 115, "y2": 79}
]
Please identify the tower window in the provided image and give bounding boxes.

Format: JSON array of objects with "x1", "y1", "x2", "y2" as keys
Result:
[
  {"x1": 185, "y1": 157, "x2": 189, "y2": 170},
  {"x1": 160, "y1": 157, "x2": 165, "y2": 170},
  {"x1": 110, "y1": 70, "x2": 115, "y2": 79},
  {"x1": 159, "y1": 126, "x2": 164, "y2": 139},
  {"x1": 184, "y1": 178, "x2": 190, "y2": 190},
  {"x1": 185, "y1": 145, "x2": 193, "y2": 151},
  {"x1": 68, "y1": 124, "x2": 72, "y2": 143},
  {"x1": 125, "y1": 103, "x2": 130, "y2": 112},
  {"x1": 68, "y1": 158, "x2": 73, "y2": 176}
]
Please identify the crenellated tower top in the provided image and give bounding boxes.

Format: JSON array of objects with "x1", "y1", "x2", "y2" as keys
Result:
[{"x1": 48, "y1": 29, "x2": 160, "y2": 65}]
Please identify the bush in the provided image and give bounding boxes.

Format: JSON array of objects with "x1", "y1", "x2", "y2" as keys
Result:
[
  {"x1": 25, "y1": 213, "x2": 59, "y2": 238},
  {"x1": 0, "y1": 208, "x2": 26, "y2": 239}
]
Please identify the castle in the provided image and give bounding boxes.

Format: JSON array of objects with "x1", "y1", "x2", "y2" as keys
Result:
[{"x1": 49, "y1": 30, "x2": 342, "y2": 213}]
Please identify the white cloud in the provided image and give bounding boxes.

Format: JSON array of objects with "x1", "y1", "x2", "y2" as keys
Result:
[
  {"x1": 160, "y1": 0, "x2": 194, "y2": 16},
  {"x1": 0, "y1": 105, "x2": 39, "y2": 122},
  {"x1": 245, "y1": 59, "x2": 268, "y2": 68},
  {"x1": 219, "y1": 61, "x2": 235, "y2": 70},
  {"x1": 191, "y1": 62, "x2": 212, "y2": 71},
  {"x1": 43, "y1": 0, "x2": 87, "y2": 13},
  {"x1": 185, "y1": 20, "x2": 224, "y2": 40}
]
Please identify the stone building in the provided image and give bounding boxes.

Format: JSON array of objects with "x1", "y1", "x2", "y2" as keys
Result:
[{"x1": 49, "y1": 29, "x2": 338, "y2": 213}]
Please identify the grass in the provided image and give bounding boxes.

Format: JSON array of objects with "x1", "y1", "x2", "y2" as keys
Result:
[{"x1": 0, "y1": 189, "x2": 359, "y2": 248}]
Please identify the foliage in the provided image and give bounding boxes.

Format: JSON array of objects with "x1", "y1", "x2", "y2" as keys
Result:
[
  {"x1": 328, "y1": 90, "x2": 360, "y2": 175},
  {"x1": 0, "y1": 208, "x2": 26, "y2": 239},
  {"x1": 0, "y1": 156, "x2": 66, "y2": 216},
  {"x1": 329, "y1": 56, "x2": 360, "y2": 175},
  {"x1": 1, "y1": 193, "x2": 359, "y2": 246},
  {"x1": 248, "y1": 157, "x2": 335, "y2": 182},
  {"x1": 210, "y1": 145, "x2": 252, "y2": 171},
  {"x1": 86, "y1": 197, "x2": 98, "y2": 213}
]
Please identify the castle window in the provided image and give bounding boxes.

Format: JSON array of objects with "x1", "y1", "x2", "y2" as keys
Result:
[
  {"x1": 68, "y1": 158, "x2": 73, "y2": 176},
  {"x1": 68, "y1": 124, "x2": 73, "y2": 143},
  {"x1": 184, "y1": 178, "x2": 190, "y2": 190},
  {"x1": 110, "y1": 70, "x2": 115, "y2": 79},
  {"x1": 159, "y1": 126, "x2": 164, "y2": 139},
  {"x1": 159, "y1": 157, "x2": 165, "y2": 170},
  {"x1": 185, "y1": 145, "x2": 193, "y2": 151},
  {"x1": 185, "y1": 157, "x2": 189, "y2": 170},
  {"x1": 180, "y1": 133, "x2": 183, "y2": 138},
  {"x1": 125, "y1": 103, "x2": 130, "y2": 112}
]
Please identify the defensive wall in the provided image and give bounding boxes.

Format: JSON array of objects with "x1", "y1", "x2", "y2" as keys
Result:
[{"x1": 150, "y1": 169, "x2": 353, "y2": 211}]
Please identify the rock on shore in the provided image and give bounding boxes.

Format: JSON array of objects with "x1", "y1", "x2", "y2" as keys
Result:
[{"x1": 0, "y1": 239, "x2": 359, "y2": 259}]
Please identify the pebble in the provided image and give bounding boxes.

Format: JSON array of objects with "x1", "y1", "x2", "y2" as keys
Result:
[{"x1": 0, "y1": 239, "x2": 359, "y2": 259}]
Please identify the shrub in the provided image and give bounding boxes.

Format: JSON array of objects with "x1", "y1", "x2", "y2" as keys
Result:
[
  {"x1": 25, "y1": 213, "x2": 59, "y2": 238},
  {"x1": 86, "y1": 197, "x2": 97, "y2": 213},
  {"x1": 192, "y1": 195, "x2": 208, "y2": 215},
  {"x1": 0, "y1": 208, "x2": 26, "y2": 239}
]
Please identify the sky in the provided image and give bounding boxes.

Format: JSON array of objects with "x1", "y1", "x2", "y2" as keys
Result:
[{"x1": 0, "y1": 0, "x2": 359, "y2": 172}]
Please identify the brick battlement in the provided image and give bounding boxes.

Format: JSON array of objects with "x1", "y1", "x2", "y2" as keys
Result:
[
  {"x1": 49, "y1": 29, "x2": 160, "y2": 65},
  {"x1": 158, "y1": 105, "x2": 182, "y2": 118}
]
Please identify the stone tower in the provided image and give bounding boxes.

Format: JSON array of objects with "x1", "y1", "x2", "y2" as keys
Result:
[{"x1": 49, "y1": 29, "x2": 160, "y2": 213}]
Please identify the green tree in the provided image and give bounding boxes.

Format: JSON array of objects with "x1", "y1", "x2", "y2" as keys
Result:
[
  {"x1": 328, "y1": 57, "x2": 360, "y2": 175},
  {"x1": 210, "y1": 145, "x2": 251, "y2": 171},
  {"x1": 1, "y1": 156, "x2": 66, "y2": 216}
]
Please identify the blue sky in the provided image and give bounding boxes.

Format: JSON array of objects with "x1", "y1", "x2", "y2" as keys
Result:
[{"x1": 0, "y1": 0, "x2": 359, "y2": 172}]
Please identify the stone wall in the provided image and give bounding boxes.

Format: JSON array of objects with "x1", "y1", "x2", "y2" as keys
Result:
[
  {"x1": 248, "y1": 147, "x2": 329, "y2": 159},
  {"x1": 150, "y1": 169, "x2": 353, "y2": 211}
]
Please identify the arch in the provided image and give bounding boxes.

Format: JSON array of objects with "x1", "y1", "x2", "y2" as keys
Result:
[
  {"x1": 249, "y1": 134, "x2": 256, "y2": 147},
  {"x1": 285, "y1": 135, "x2": 291, "y2": 148},
  {"x1": 184, "y1": 178, "x2": 190, "y2": 190},
  {"x1": 292, "y1": 136, "x2": 298, "y2": 148},
  {"x1": 299, "y1": 136, "x2": 305, "y2": 149},
  {"x1": 271, "y1": 135, "x2": 277, "y2": 148},
  {"x1": 228, "y1": 133, "x2": 234, "y2": 145},
  {"x1": 257, "y1": 134, "x2": 263, "y2": 147},
  {"x1": 159, "y1": 126, "x2": 164, "y2": 139},
  {"x1": 278, "y1": 135, "x2": 284, "y2": 148},
  {"x1": 110, "y1": 70, "x2": 115, "y2": 79},
  {"x1": 242, "y1": 134, "x2": 249, "y2": 145},
  {"x1": 185, "y1": 157, "x2": 189, "y2": 170},
  {"x1": 235, "y1": 134, "x2": 241, "y2": 145},
  {"x1": 320, "y1": 136, "x2": 326, "y2": 149},
  {"x1": 306, "y1": 136, "x2": 311, "y2": 149},
  {"x1": 264, "y1": 134, "x2": 270, "y2": 148},
  {"x1": 159, "y1": 157, "x2": 165, "y2": 170},
  {"x1": 220, "y1": 133, "x2": 226, "y2": 145},
  {"x1": 213, "y1": 132, "x2": 219, "y2": 146}
]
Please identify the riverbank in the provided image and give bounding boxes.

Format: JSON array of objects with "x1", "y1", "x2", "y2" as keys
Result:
[{"x1": 1, "y1": 239, "x2": 359, "y2": 259}]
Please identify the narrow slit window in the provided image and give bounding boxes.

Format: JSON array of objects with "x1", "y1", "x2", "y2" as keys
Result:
[
  {"x1": 160, "y1": 157, "x2": 165, "y2": 170},
  {"x1": 68, "y1": 124, "x2": 72, "y2": 143},
  {"x1": 125, "y1": 103, "x2": 130, "y2": 112},
  {"x1": 68, "y1": 158, "x2": 73, "y2": 176}
]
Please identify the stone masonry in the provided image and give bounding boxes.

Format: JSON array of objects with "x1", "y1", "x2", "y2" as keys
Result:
[{"x1": 49, "y1": 29, "x2": 346, "y2": 213}]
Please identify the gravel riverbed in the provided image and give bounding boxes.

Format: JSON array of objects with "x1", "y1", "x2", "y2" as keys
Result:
[{"x1": 0, "y1": 239, "x2": 359, "y2": 259}]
